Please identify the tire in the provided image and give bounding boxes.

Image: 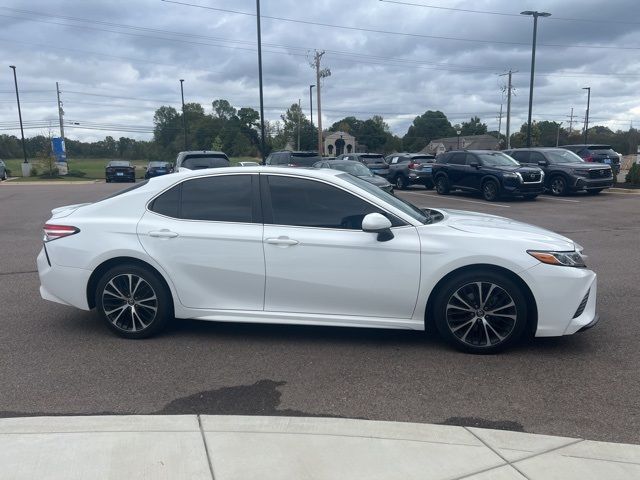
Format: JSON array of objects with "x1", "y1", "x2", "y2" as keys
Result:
[
  {"x1": 587, "y1": 189, "x2": 603, "y2": 195},
  {"x1": 433, "y1": 270, "x2": 529, "y2": 354},
  {"x1": 523, "y1": 194, "x2": 538, "y2": 200},
  {"x1": 105, "y1": 178, "x2": 111, "y2": 183},
  {"x1": 482, "y1": 180, "x2": 500, "y2": 201},
  {"x1": 435, "y1": 175, "x2": 450, "y2": 195},
  {"x1": 395, "y1": 175, "x2": 408, "y2": 190},
  {"x1": 549, "y1": 176, "x2": 567, "y2": 196},
  {"x1": 94, "y1": 264, "x2": 172, "y2": 339}
]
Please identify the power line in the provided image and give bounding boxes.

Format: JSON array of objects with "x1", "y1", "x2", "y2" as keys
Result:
[{"x1": 160, "y1": 0, "x2": 640, "y2": 51}]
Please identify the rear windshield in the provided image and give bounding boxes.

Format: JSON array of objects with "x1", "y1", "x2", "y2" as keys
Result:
[
  {"x1": 182, "y1": 155, "x2": 229, "y2": 170},
  {"x1": 360, "y1": 155, "x2": 386, "y2": 165},
  {"x1": 409, "y1": 155, "x2": 435, "y2": 163},
  {"x1": 148, "y1": 161, "x2": 169, "y2": 168},
  {"x1": 290, "y1": 153, "x2": 322, "y2": 166},
  {"x1": 589, "y1": 147, "x2": 617, "y2": 155},
  {"x1": 108, "y1": 161, "x2": 131, "y2": 167}
]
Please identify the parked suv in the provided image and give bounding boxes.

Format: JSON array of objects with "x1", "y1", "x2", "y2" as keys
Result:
[
  {"x1": 337, "y1": 153, "x2": 389, "y2": 177},
  {"x1": 561, "y1": 144, "x2": 621, "y2": 176},
  {"x1": 144, "y1": 161, "x2": 174, "y2": 179},
  {"x1": 506, "y1": 148, "x2": 612, "y2": 196},
  {"x1": 385, "y1": 153, "x2": 436, "y2": 190},
  {"x1": 176, "y1": 151, "x2": 230, "y2": 171},
  {"x1": 105, "y1": 160, "x2": 136, "y2": 183},
  {"x1": 265, "y1": 150, "x2": 322, "y2": 167},
  {"x1": 432, "y1": 150, "x2": 544, "y2": 201}
]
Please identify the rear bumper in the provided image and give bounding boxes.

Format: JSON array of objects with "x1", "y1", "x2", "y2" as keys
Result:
[
  {"x1": 407, "y1": 171, "x2": 433, "y2": 184},
  {"x1": 37, "y1": 247, "x2": 91, "y2": 310}
]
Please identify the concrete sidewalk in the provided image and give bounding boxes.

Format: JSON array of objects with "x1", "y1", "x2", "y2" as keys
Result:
[{"x1": 1, "y1": 415, "x2": 639, "y2": 480}]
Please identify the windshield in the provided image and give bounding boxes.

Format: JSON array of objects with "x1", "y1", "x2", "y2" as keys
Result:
[
  {"x1": 290, "y1": 154, "x2": 322, "y2": 166},
  {"x1": 338, "y1": 173, "x2": 429, "y2": 224},
  {"x1": 330, "y1": 162, "x2": 372, "y2": 176},
  {"x1": 182, "y1": 156, "x2": 229, "y2": 169},
  {"x1": 360, "y1": 155, "x2": 386, "y2": 165},
  {"x1": 477, "y1": 152, "x2": 520, "y2": 166},
  {"x1": 545, "y1": 150, "x2": 584, "y2": 164}
]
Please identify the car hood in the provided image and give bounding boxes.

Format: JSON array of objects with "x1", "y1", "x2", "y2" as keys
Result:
[
  {"x1": 441, "y1": 209, "x2": 575, "y2": 251},
  {"x1": 359, "y1": 175, "x2": 390, "y2": 186},
  {"x1": 490, "y1": 165, "x2": 541, "y2": 173},
  {"x1": 557, "y1": 163, "x2": 609, "y2": 170}
]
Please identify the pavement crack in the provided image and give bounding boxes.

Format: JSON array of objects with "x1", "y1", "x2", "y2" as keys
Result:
[
  {"x1": 198, "y1": 415, "x2": 216, "y2": 480},
  {"x1": 0, "y1": 270, "x2": 38, "y2": 276}
]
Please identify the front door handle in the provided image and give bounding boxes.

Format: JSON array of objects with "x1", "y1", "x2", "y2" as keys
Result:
[
  {"x1": 149, "y1": 229, "x2": 179, "y2": 238},
  {"x1": 265, "y1": 236, "x2": 299, "y2": 247}
]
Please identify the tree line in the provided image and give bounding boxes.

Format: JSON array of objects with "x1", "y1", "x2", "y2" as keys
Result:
[{"x1": 0, "y1": 99, "x2": 637, "y2": 161}]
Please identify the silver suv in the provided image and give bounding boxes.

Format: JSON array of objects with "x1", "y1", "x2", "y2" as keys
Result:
[{"x1": 175, "y1": 151, "x2": 230, "y2": 171}]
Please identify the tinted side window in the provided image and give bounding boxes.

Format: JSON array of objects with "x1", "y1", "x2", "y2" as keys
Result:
[
  {"x1": 150, "y1": 183, "x2": 180, "y2": 217},
  {"x1": 267, "y1": 176, "x2": 396, "y2": 230},
  {"x1": 181, "y1": 175, "x2": 253, "y2": 222},
  {"x1": 449, "y1": 153, "x2": 467, "y2": 165},
  {"x1": 510, "y1": 151, "x2": 530, "y2": 163},
  {"x1": 529, "y1": 152, "x2": 546, "y2": 163}
]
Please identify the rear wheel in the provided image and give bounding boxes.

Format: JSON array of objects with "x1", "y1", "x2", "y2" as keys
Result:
[
  {"x1": 587, "y1": 189, "x2": 603, "y2": 195},
  {"x1": 395, "y1": 175, "x2": 408, "y2": 190},
  {"x1": 433, "y1": 270, "x2": 528, "y2": 354},
  {"x1": 435, "y1": 176, "x2": 450, "y2": 195},
  {"x1": 95, "y1": 264, "x2": 172, "y2": 339},
  {"x1": 549, "y1": 176, "x2": 567, "y2": 196},
  {"x1": 482, "y1": 180, "x2": 500, "y2": 201}
]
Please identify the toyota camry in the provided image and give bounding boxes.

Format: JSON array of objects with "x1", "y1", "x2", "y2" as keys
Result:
[{"x1": 37, "y1": 167, "x2": 598, "y2": 353}]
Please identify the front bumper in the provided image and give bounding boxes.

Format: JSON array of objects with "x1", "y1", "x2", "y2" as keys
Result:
[
  {"x1": 572, "y1": 177, "x2": 613, "y2": 191},
  {"x1": 37, "y1": 247, "x2": 91, "y2": 310},
  {"x1": 519, "y1": 262, "x2": 598, "y2": 337},
  {"x1": 503, "y1": 181, "x2": 544, "y2": 196}
]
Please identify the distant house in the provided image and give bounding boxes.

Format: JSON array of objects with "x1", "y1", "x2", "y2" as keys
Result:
[
  {"x1": 421, "y1": 134, "x2": 500, "y2": 155},
  {"x1": 324, "y1": 131, "x2": 357, "y2": 156}
]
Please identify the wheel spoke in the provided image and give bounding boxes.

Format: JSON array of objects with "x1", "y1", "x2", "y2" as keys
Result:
[
  {"x1": 105, "y1": 304, "x2": 127, "y2": 316},
  {"x1": 447, "y1": 304, "x2": 475, "y2": 313},
  {"x1": 451, "y1": 318, "x2": 475, "y2": 333},
  {"x1": 481, "y1": 319, "x2": 491, "y2": 346},
  {"x1": 137, "y1": 295, "x2": 157, "y2": 304},
  {"x1": 130, "y1": 306, "x2": 137, "y2": 332},
  {"x1": 486, "y1": 301, "x2": 515, "y2": 314},
  {"x1": 132, "y1": 307, "x2": 148, "y2": 328},
  {"x1": 460, "y1": 321, "x2": 476, "y2": 342},
  {"x1": 131, "y1": 276, "x2": 143, "y2": 297},
  {"x1": 485, "y1": 319, "x2": 506, "y2": 341},
  {"x1": 482, "y1": 284, "x2": 497, "y2": 308},
  {"x1": 107, "y1": 280, "x2": 127, "y2": 299},
  {"x1": 452, "y1": 292, "x2": 474, "y2": 310}
]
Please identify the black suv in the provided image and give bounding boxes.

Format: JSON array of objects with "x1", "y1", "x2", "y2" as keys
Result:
[
  {"x1": 432, "y1": 150, "x2": 544, "y2": 201},
  {"x1": 266, "y1": 151, "x2": 322, "y2": 167},
  {"x1": 385, "y1": 153, "x2": 436, "y2": 190},
  {"x1": 506, "y1": 148, "x2": 612, "y2": 196},
  {"x1": 336, "y1": 153, "x2": 389, "y2": 177},
  {"x1": 561, "y1": 144, "x2": 621, "y2": 176},
  {"x1": 105, "y1": 160, "x2": 136, "y2": 183}
]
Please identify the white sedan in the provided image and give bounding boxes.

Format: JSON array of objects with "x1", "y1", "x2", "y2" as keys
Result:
[{"x1": 37, "y1": 167, "x2": 598, "y2": 353}]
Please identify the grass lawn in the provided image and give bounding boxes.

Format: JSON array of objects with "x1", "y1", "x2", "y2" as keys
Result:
[{"x1": 3, "y1": 156, "x2": 261, "y2": 181}]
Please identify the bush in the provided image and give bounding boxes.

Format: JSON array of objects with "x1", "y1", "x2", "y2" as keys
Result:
[
  {"x1": 67, "y1": 169, "x2": 87, "y2": 178},
  {"x1": 625, "y1": 163, "x2": 640, "y2": 185},
  {"x1": 40, "y1": 167, "x2": 60, "y2": 179},
  {"x1": 30, "y1": 165, "x2": 38, "y2": 176}
]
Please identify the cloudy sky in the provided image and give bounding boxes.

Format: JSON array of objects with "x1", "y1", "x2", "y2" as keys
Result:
[{"x1": 1, "y1": 0, "x2": 639, "y2": 142}]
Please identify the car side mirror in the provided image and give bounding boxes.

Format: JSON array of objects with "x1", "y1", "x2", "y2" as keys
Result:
[
  {"x1": 469, "y1": 161, "x2": 480, "y2": 168},
  {"x1": 362, "y1": 213, "x2": 394, "y2": 242},
  {"x1": 538, "y1": 160, "x2": 549, "y2": 167}
]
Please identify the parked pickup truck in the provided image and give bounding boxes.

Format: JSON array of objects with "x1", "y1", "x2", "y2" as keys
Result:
[{"x1": 385, "y1": 153, "x2": 436, "y2": 190}]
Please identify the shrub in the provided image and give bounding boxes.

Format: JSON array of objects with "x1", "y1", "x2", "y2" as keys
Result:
[
  {"x1": 67, "y1": 169, "x2": 87, "y2": 178},
  {"x1": 625, "y1": 163, "x2": 640, "y2": 185},
  {"x1": 30, "y1": 165, "x2": 39, "y2": 176}
]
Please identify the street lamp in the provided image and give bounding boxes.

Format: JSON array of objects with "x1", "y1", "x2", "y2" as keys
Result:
[
  {"x1": 9, "y1": 65, "x2": 28, "y2": 168},
  {"x1": 521, "y1": 10, "x2": 551, "y2": 147},
  {"x1": 309, "y1": 84, "x2": 316, "y2": 128},
  {"x1": 583, "y1": 87, "x2": 591, "y2": 144},
  {"x1": 179, "y1": 79, "x2": 187, "y2": 150},
  {"x1": 256, "y1": 0, "x2": 266, "y2": 163},
  {"x1": 456, "y1": 130, "x2": 461, "y2": 149}
]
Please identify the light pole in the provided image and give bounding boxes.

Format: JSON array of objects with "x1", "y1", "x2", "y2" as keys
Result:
[
  {"x1": 309, "y1": 84, "x2": 315, "y2": 128},
  {"x1": 583, "y1": 87, "x2": 591, "y2": 144},
  {"x1": 180, "y1": 79, "x2": 187, "y2": 150},
  {"x1": 9, "y1": 65, "x2": 28, "y2": 167},
  {"x1": 456, "y1": 130, "x2": 461, "y2": 149},
  {"x1": 256, "y1": 0, "x2": 266, "y2": 163},
  {"x1": 556, "y1": 121, "x2": 563, "y2": 147},
  {"x1": 521, "y1": 10, "x2": 551, "y2": 147}
]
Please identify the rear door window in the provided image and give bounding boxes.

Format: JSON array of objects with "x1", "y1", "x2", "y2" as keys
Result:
[
  {"x1": 449, "y1": 153, "x2": 467, "y2": 165},
  {"x1": 510, "y1": 151, "x2": 531, "y2": 163},
  {"x1": 529, "y1": 152, "x2": 546, "y2": 164}
]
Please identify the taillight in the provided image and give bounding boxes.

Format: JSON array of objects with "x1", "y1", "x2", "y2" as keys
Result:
[
  {"x1": 583, "y1": 155, "x2": 594, "y2": 162},
  {"x1": 408, "y1": 162, "x2": 419, "y2": 169},
  {"x1": 106, "y1": 167, "x2": 114, "y2": 173},
  {"x1": 43, "y1": 224, "x2": 80, "y2": 241}
]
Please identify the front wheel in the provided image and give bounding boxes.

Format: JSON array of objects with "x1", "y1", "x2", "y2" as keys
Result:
[
  {"x1": 549, "y1": 176, "x2": 567, "y2": 196},
  {"x1": 95, "y1": 264, "x2": 172, "y2": 339},
  {"x1": 482, "y1": 180, "x2": 500, "y2": 201},
  {"x1": 433, "y1": 271, "x2": 528, "y2": 354},
  {"x1": 435, "y1": 176, "x2": 450, "y2": 195},
  {"x1": 395, "y1": 175, "x2": 408, "y2": 190}
]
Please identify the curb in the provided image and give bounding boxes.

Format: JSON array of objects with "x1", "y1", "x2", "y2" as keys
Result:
[{"x1": 609, "y1": 187, "x2": 640, "y2": 194}]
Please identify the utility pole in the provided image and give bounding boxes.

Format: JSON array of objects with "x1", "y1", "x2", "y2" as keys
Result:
[
  {"x1": 312, "y1": 50, "x2": 330, "y2": 155},
  {"x1": 180, "y1": 79, "x2": 187, "y2": 150},
  {"x1": 556, "y1": 121, "x2": 563, "y2": 147},
  {"x1": 583, "y1": 87, "x2": 591, "y2": 144},
  {"x1": 9, "y1": 65, "x2": 28, "y2": 166},
  {"x1": 500, "y1": 70, "x2": 516, "y2": 149},
  {"x1": 497, "y1": 103, "x2": 503, "y2": 147},
  {"x1": 309, "y1": 84, "x2": 315, "y2": 128},
  {"x1": 297, "y1": 98, "x2": 301, "y2": 150},
  {"x1": 56, "y1": 82, "x2": 65, "y2": 140},
  {"x1": 568, "y1": 107, "x2": 575, "y2": 136},
  {"x1": 256, "y1": 0, "x2": 266, "y2": 162}
]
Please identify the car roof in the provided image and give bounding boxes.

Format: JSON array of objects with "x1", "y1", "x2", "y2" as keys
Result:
[
  {"x1": 506, "y1": 147, "x2": 565, "y2": 151},
  {"x1": 561, "y1": 144, "x2": 612, "y2": 148},
  {"x1": 325, "y1": 159, "x2": 360, "y2": 165},
  {"x1": 177, "y1": 150, "x2": 228, "y2": 155}
]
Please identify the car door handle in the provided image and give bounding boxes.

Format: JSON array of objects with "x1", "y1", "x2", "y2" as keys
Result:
[
  {"x1": 148, "y1": 229, "x2": 179, "y2": 238},
  {"x1": 265, "y1": 236, "x2": 299, "y2": 246}
]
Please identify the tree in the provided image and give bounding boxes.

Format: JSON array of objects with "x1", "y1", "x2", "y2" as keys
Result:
[
  {"x1": 212, "y1": 99, "x2": 237, "y2": 121},
  {"x1": 279, "y1": 103, "x2": 317, "y2": 150},
  {"x1": 461, "y1": 116, "x2": 488, "y2": 136},
  {"x1": 403, "y1": 111, "x2": 455, "y2": 152}
]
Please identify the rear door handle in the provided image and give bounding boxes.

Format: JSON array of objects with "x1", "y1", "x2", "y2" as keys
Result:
[
  {"x1": 265, "y1": 236, "x2": 299, "y2": 246},
  {"x1": 149, "y1": 229, "x2": 179, "y2": 238}
]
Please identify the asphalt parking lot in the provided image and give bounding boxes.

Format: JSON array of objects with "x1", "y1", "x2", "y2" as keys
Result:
[{"x1": 0, "y1": 182, "x2": 638, "y2": 443}]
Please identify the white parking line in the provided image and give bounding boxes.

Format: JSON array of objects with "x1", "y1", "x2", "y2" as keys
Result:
[
  {"x1": 401, "y1": 191, "x2": 511, "y2": 208},
  {"x1": 536, "y1": 196, "x2": 581, "y2": 203}
]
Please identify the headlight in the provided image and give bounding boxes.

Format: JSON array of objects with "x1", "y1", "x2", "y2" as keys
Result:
[
  {"x1": 504, "y1": 172, "x2": 522, "y2": 182},
  {"x1": 528, "y1": 250, "x2": 586, "y2": 268}
]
